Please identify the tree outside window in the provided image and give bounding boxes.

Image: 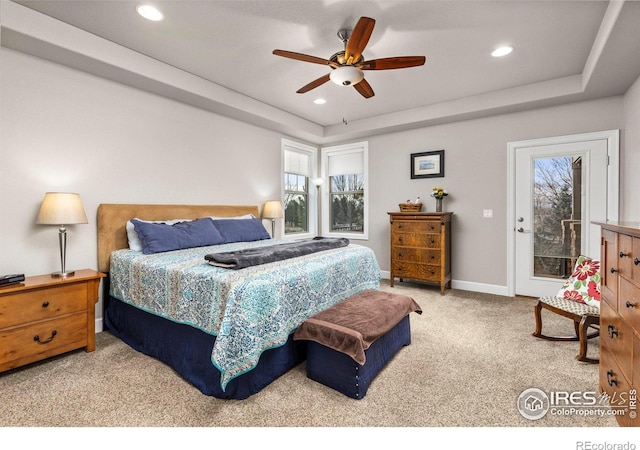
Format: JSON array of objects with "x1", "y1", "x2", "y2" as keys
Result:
[
  {"x1": 330, "y1": 174, "x2": 364, "y2": 233},
  {"x1": 284, "y1": 172, "x2": 308, "y2": 234},
  {"x1": 533, "y1": 156, "x2": 581, "y2": 278}
]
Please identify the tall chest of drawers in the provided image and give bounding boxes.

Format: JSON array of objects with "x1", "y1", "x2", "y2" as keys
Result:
[
  {"x1": 388, "y1": 212, "x2": 452, "y2": 295},
  {"x1": 0, "y1": 269, "x2": 105, "y2": 373},
  {"x1": 595, "y1": 222, "x2": 639, "y2": 426}
]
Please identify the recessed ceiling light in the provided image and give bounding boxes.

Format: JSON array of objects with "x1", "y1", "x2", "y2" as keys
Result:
[
  {"x1": 136, "y1": 4, "x2": 164, "y2": 21},
  {"x1": 313, "y1": 98, "x2": 327, "y2": 105},
  {"x1": 491, "y1": 46, "x2": 514, "y2": 57}
]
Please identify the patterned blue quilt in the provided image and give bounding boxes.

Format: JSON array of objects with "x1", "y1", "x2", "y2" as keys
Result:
[{"x1": 109, "y1": 240, "x2": 380, "y2": 389}]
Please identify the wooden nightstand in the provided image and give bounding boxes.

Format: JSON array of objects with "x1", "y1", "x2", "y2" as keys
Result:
[{"x1": 0, "y1": 269, "x2": 105, "y2": 373}]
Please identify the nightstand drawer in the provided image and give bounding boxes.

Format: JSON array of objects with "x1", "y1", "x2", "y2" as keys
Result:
[
  {"x1": 392, "y1": 247, "x2": 441, "y2": 265},
  {"x1": 0, "y1": 312, "x2": 88, "y2": 369},
  {"x1": 393, "y1": 263, "x2": 440, "y2": 282},
  {"x1": 392, "y1": 221, "x2": 440, "y2": 234},
  {"x1": 0, "y1": 283, "x2": 87, "y2": 329}
]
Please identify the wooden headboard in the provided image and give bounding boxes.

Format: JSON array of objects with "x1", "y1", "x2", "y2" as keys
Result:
[{"x1": 97, "y1": 204, "x2": 260, "y2": 273}]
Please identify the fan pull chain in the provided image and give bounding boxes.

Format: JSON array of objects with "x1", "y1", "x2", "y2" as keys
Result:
[{"x1": 342, "y1": 96, "x2": 349, "y2": 125}]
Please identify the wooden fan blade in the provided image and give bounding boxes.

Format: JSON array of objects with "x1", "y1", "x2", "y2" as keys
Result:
[
  {"x1": 359, "y1": 56, "x2": 426, "y2": 70},
  {"x1": 297, "y1": 73, "x2": 331, "y2": 93},
  {"x1": 273, "y1": 49, "x2": 332, "y2": 66},
  {"x1": 344, "y1": 17, "x2": 375, "y2": 65},
  {"x1": 354, "y1": 78, "x2": 374, "y2": 98}
]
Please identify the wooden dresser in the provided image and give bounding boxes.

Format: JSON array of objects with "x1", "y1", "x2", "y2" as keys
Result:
[
  {"x1": 388, "y1": 212, "x2": 452, "y2": 294},
  {"x1": 0, "y1": 269, "x2": 105, "y2": 373},
  {"x1": 595, "y1": 221, "x2": 639, "y2": 426}
]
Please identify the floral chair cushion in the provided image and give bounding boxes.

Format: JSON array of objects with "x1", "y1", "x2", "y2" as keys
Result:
[{"x1": 556, "y1": 255, "x2": 601, "y2": 309}]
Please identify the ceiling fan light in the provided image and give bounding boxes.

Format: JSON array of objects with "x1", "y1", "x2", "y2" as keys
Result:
[{"x1": 329, "y1": 66, "x2": 364, "y2": 86}]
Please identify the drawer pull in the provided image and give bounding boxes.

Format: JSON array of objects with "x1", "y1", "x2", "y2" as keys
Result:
[
  {"x1": 34, "y1": 330, "x2": 57, "y2": 344},
  {"x1": 398, "y1": 253, "x2": 404, "y2": 257},
  {"x1": 42, "y1": 301, "x2": 50, "y2": 308},
  {"x1": 607, "y1": 370, "x2": 618, "y2": 387},
  {"x1": 610, "y1": 267, "x2": 618, "y2": 274},
  {"x1": 626, "y1": 301, "x2": 637, "y2": 308},
  {"x1": 620, "y1": 251, "x2": 629, "y2": 258},
  {"x1": 607, "y1": 324, "x2": 619, "y2": 338},
  {"x1": 635, "y1": 257, "x2": 640, "y2": 266}
]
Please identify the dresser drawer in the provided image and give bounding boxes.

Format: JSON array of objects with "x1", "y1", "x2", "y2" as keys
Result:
[
  {"x1": 619, "y1": 234, "x2": 640, "y2": 285},
  {"x1": 601, "y1": 229, "x2": 619, "y2": 309},
  {"x1": 600, "y1": 347, "x2": 639, "y2": 427},
  {"x1": 0, "y1": 283, "x2": 87, "y2": 329},
  {"x1": 0, "y1": 312, "x2": 88, "y2": 368},
  {"x1": 393, "y1": 263, "x2": 440, "y2": 282},
  {"x1": 392, "y1": 247, "x2": 441, "y2": 265},
  {"x1": 619, "y1": 277, "x2": 640, "y2": 332},
  {"x1": 392, "y1": 233, "x2": 440, "y2": 249},
  {"x1": 392, "y1": 221, "x2": 440, "y2": 234},
  {"x1": 600, "y1": 300, "x2": 634, "y2": 381}
]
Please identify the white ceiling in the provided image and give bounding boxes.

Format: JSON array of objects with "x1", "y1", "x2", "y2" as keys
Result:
[{"x1": 3, "y1": 0, "x2": 640, "y2": 143}]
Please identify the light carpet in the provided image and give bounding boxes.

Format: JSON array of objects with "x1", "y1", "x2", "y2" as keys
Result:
[{"x1": 0, "y1": 281, "x2": 618, "y2": 428}]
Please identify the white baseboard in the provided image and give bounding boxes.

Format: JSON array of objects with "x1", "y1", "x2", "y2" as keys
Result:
[
  {"x1": 380, "y1": 271, "x2": 509, "y2": 297},
  {"x1": 450, "y1": 280, "x2": 509, "y2": 296}
]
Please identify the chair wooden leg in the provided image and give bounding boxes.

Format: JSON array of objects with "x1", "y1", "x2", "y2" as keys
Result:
[
  {"x1": 576, "y1": 315, "x2": 599, "y2": 364},
  {"x1": 532, "y1": 300, "x2": 544, "y2": 338},
  {"x1": 532, "y1": 301, "x2": 580, "y2": 341}
]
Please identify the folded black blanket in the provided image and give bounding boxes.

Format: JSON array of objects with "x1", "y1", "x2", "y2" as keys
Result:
[{"x1": 205, "y1": 237, "x2": 350, "y2": 269}]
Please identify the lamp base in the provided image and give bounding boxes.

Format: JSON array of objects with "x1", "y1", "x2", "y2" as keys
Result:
[{"x1": 51, "y1": 270, "x2": 76, "y2": 278}]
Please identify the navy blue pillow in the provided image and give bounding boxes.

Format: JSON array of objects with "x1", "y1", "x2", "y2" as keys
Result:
[
  {"x1": 212, "y1": 218, "x2": 271, "y2": 243},
  {"x1": 132, "y1": 217, "x2": 225, "y2": 254}
]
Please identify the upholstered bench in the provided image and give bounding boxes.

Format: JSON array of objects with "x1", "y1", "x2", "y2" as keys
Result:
[{"x1": 293, "y1": 289, "x2": 422, "y2": 399}]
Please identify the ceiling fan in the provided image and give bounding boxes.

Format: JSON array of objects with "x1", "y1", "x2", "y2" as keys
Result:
[{"x1": 273, "y1": 17, "x2": 426, "y2": 99}]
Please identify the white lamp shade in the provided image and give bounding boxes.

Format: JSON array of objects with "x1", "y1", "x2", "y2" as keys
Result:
[
  {"x1": 329, "y1": 66, "x2": 364, "y2": 86},
  {"x1": 262, "y1": 200, "x2": 284, "y2": 219},
  {"x1": 36, "y1": 192, "x2": 88, "y2": 225}
]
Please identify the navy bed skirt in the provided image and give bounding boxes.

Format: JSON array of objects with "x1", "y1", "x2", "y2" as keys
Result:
[
  {"x1": 305, "y1": 315, "x2": 412, "y2": 399},
  {"x1": 104, "y1": 296, "x2": 306, "y2": 399}
]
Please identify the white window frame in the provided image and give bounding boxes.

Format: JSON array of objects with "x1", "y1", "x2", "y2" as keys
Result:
[
  {"x1": 281, "y1": 138, "x2": 318, "y2": 240},
  {"x1": 321, "y1": 141, "x2": 369, "y2": 240}
]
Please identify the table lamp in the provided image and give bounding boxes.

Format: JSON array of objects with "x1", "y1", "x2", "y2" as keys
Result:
[
  {"x1": 262, "y1": 200, "x2": 283, "y2": 238},
  {"x1": 36, "y1": 192, "x2": 88, "y2": 277}
]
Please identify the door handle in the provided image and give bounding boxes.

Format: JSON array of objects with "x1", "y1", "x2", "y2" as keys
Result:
[{"x1": 517, "y1": 227, "x2": 531, "y2": 233}]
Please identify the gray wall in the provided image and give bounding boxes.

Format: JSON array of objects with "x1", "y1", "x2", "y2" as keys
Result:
[
  {"x1": 1, "y1": 48, "x2": 285, "y2": 282},
  {"x1": 622, "y1": 75, "x2": 640, "y2": 221},
  {"x1": 2, "y1": 45, "x2": 639, "y2": 325},
  {"x1": 365, "y1": 97, "x2": 624, "y2": 292}
]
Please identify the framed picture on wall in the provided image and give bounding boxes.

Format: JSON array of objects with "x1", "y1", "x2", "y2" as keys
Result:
[{"x1": 411, "y1": 150, "x2": 444, "y2": 179}]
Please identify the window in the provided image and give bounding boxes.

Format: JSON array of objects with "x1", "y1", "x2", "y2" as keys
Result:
[
  {"x1": 321, "y1": 142, "x2": 368, "y2": 239},
  {"x1": 282, "y1": 139, "x2": 318, "y2": 239}
]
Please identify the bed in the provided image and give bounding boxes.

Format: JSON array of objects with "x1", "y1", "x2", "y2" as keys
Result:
[{"x1": 97, "y1": 204, "x2": 381, "y2": 399}]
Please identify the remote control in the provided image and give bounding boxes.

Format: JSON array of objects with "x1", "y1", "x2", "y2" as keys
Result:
[{"x1": 0, "y1": 273, "x2": 25, "y2": 286}]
